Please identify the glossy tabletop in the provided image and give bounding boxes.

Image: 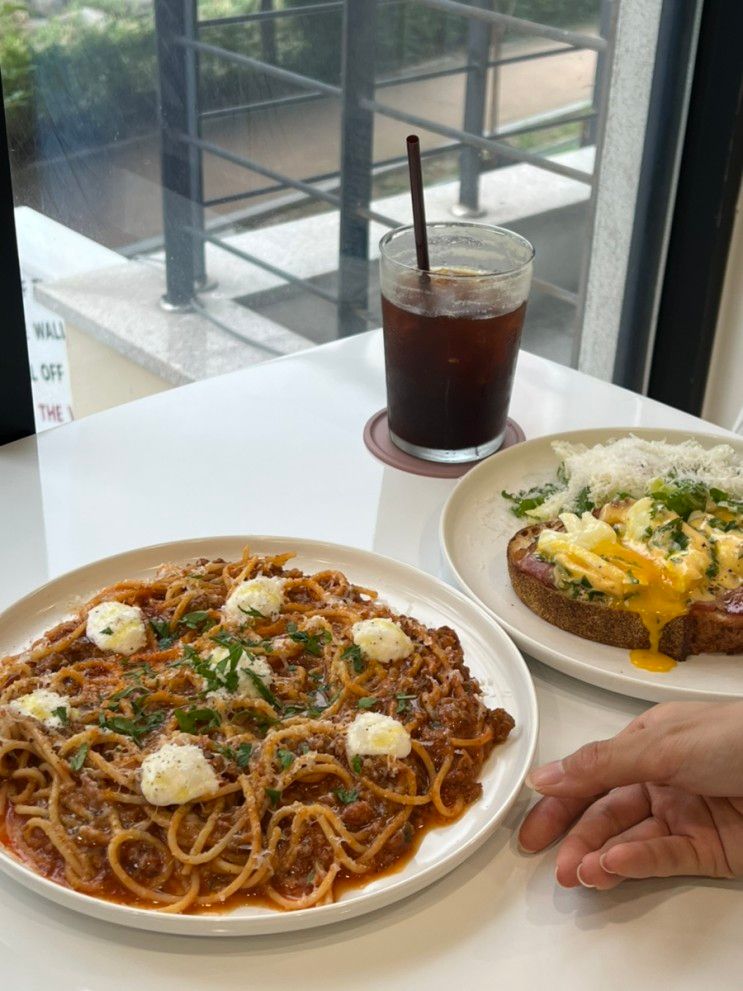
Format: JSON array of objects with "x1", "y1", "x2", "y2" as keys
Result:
[{"x1": 1, "y1": 330, "x2": 740, "y2": 991}]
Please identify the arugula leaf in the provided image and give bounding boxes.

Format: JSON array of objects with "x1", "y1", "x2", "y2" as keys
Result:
[
  {"x1": 351, "y1": 754, "x2": 362, "y2": 774},
  {"x1": 334, "y1": 787, "x2": 359, "y2": 805},
  {"x1": 277, "y1": 747, "x2": 295, "y2": 770},
  {"x1": 357, "y1": 697, "x2": 377, "y2": 710},
  {"x1": 265, "y1": 787, "x2": 281, "y2": 807},
  {"x1": 175, "y1": 707, "x2": 221, "y2": 734},
  {"x1": 342, "y1": 644, "x2": 365, "y2": 673},
  {"x1": 149, "y1": 617, "x2": 174, "y2": 649},
  {"x1": 709, "y1": 488, "x2": 743, "y2": 512},
  {"x1": 69, "y1": 743, "x2": 89, "y2": 771},
  {"x1": 574, "y1": 486, "x2": 595, "y2": 514},
  {"x1": 285, "y1": 622, "x2": 332, "y2": 657},
  {"x1": 180, "y1": 611, "x2": 215, "y2": 632},
  {"x1": 502, "y1": 482, "x2": 560, "y2": 518},
  {"x1": 52, "y1": 706, "x2": 69, "y2": 725},
  {"x1": 649, "y1": 477, "x2": 708, "y2": 520}
]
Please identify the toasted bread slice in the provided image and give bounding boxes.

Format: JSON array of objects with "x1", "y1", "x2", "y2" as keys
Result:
[{"x1": 507, "y1": 522, "x2": 743, "y2": 662}]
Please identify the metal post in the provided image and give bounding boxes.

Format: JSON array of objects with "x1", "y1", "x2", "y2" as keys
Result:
[
  {"x1": 0, "y1": 73, "x2": 35, "y2": 443},
  {"x1": 337, "y1": 0, "x2": 378, "y2": 338},
  {"x1": 260, "y1": 0, "x2": 278, "y2": 66},
  {"x1": 583, "y1": 0, "x2": 613, "y2": 146},
  {"x1": 453, "y1": 0, "x2": 492, "y2": 216},
  {"x1": 154, "y1": 0, "x2": 198, "y2": 311}
]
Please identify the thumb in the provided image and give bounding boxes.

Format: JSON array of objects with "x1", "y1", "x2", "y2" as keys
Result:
[{"x1": 526, "y1": 733, "x2": 674, "y2": 797}]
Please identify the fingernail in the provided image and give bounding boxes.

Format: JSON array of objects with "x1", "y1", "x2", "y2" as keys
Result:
[
  {"x1": 525, "y1": 760, "x2": 564, "y2": 790},
  {"x1": 517, "y1": 838, "x2": 538, "y2": 854},
  {"x1": 599, "y1": 853, "x2": 618, "y2": 876},
  {"x1": 576, "y1": 864, "x2": 595, "y2": 889}
]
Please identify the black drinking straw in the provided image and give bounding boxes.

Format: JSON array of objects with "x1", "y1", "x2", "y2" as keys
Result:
[{"x1": 406, "y1": 134, "x2": 430, "y2": 272}]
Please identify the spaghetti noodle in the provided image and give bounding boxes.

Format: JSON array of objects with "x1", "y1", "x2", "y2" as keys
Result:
[{"x1": 0, "y1": 549, "x2": 514, "y2": 913}]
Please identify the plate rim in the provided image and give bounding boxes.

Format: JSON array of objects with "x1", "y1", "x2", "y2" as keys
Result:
[
  {"x1": 0, "y1": 534, "x2": 538, "y2": 936},
  {"x1": 440, "y1": 425, "x2": 743, "y2": 705}
]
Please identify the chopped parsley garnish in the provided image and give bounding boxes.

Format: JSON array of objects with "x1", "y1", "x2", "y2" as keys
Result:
[
  {"x1": 52, "y1": 706, "x2": 69, "y2": 725},
  {"x1": 351, "y1": 754, "x2": 362, "y2": 774},
  {"x1": 124, "y1": 661, "x2": 155, "y2": 682},
  {"x1": 277, "y1": 747, "x2": 295, "y2": 770},
  {"x1": 654, "y1": 517, "x2": 690, "y2": 553},
  {"x1": 149, "y1": 617, "x2": 174, "y2": 648},
  {"x1": 235, "y1": 742, "x2": 253, "y2": 767},
  {"x1": 334, "y1": 787, "x2": 359, "y2": 805},
  {"x1": 286, "y1": 622, "x2": 332, "y2": 657},
  {"x1": 708, "y1": 516, "x2": 739, "y2": 533},
  {"x1": 99, "y1": 626, "x2": 113, "y2": 636},
  {"x1": 174, "y1": 707, "x2": 221, "y2": 734},
  {"x1": 706, "y1": 541, "x2": 719, "y2": 580},
  {"x1": 216, "y1": 742, "x2": 253, "y2": 767},
  {"x1": 395, "y1": 693, "x2": 417, "y2": 714},
  {"x1": 342, "y1": 644, "x2": 365, "y2": 673},
  {"x1": 243, "y1": 667, "x2": 278, "y2": 707},
  {"x1": 69, "y1": 743, "x2": 89, "y2": 771},
  {"x1": 238, "y1": 605, "x2": 266, "y2": 620},
  {"x1": 98, "y1": 708, "x2": 165, "y2": 744},
  {"x1": 180, "y1": 610, "x2": 215, "y2": 632},
  {"x1": 265, "y1": 787, "x2": 281, "y2": 806},
  {"x1": 357, "y1": 696, "x2": 377, "y2": 710}
]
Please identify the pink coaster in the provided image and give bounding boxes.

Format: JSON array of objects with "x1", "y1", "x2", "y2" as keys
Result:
[{"x1": 363, "y1": 409, "x2": 525, "y2": 478}]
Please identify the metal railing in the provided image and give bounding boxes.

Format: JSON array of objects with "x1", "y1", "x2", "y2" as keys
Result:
[{"x1": 153, "y1": 0, "x2": 614, "y2": 337}]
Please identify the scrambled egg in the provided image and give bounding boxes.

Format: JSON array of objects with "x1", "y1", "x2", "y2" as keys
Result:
[{"x1": 535, "y1": 498, "x2": 742, "y2": 671}]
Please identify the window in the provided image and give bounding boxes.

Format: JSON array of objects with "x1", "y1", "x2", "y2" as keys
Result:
[{"x1": 0, "y1": 0, "x2": 718, "y2": 434}]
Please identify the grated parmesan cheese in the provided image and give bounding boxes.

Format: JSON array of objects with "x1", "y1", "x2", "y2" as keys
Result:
[{"x1": 533, "y1": 437, "x2": 743, "y2": 520}]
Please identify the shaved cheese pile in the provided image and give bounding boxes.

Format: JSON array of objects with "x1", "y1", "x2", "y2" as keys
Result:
[{"x1": 535, "y1": 437, "x2": 743, "y2": 520}]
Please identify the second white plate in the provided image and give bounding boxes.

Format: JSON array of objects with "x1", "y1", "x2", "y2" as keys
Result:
[
  {"x1": 440, "y1": 427, "x2": 743, "y2": 704},
  {"x1": 0, "y1": 535, "x2": 537, "y2": 936}
]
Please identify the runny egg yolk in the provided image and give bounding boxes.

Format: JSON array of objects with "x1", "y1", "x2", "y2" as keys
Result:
[
  {"x1": 588, "y1": 538, "x2": 687, "y2": 672},
  {"x1": 536, "y1": 503, "x2": 729, "y2": 673}
]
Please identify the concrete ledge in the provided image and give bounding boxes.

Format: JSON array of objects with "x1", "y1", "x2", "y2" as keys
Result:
[{"x1": 35, "y1": 146, "x2": 593, "y2": 383}]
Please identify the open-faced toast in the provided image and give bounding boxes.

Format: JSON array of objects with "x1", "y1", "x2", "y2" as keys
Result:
[{"x1": 507, "y1": 520, "x2": 743, "y2": 662}]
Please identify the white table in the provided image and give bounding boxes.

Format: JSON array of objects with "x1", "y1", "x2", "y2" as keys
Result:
[{"x1": 1, "y1": 331, "x2": 740, "y2": 991}]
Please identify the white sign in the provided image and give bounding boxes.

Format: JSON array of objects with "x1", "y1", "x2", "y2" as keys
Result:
[{"x1": 21, "y1": 271, "x2": 74, "y2": 431}]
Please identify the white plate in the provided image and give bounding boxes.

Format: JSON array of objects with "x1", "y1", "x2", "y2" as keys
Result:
[
  {"x1": 0, "y1": 535, "x2": 537, "y2": 937},
  {"x1": 441, "y1": 427, "x2": 743, "y2": 704}
]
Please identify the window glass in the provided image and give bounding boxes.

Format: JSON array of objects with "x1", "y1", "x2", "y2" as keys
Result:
[{"x1": 4, "y1": 0, "x2": 614, "y2": 430}]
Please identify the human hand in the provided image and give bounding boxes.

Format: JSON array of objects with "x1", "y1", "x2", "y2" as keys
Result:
[{"x1": 518, "y1": 701, "x2": 743, "y2": 888}]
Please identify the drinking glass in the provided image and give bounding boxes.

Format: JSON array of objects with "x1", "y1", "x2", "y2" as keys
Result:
[{"x1": 379, "y1": 222, "x2": 534, "y2": 463}]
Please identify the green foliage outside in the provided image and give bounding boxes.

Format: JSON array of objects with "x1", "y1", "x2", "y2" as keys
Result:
[{"x1": 1, "y1": 0, "x2": 600, "y2": 159}]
